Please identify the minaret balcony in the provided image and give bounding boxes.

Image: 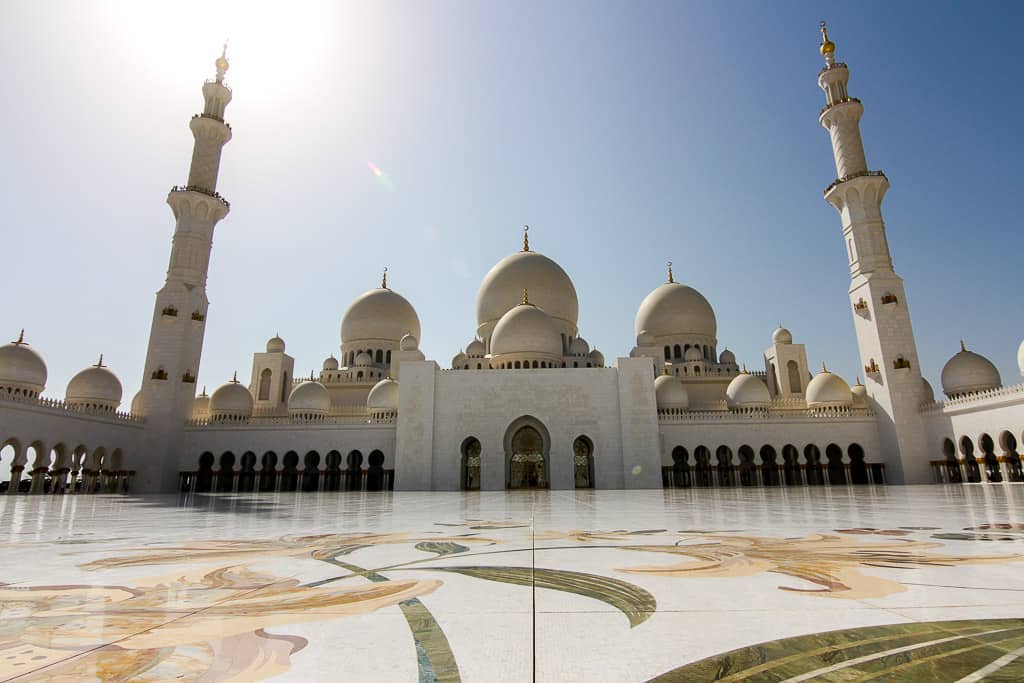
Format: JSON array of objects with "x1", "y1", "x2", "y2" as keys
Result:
[
  {"x1": 819, "y1": 97, "x2": 861, "y2": 117},
  {"x1": 192, "y1": 113, "x2": 231, "y2": 130},
  {"x1": 823, "y1": 170, "x2": 887, "y2": 197},
  {"x1": 169, "y1": 185, "x2": 231, "y2": 211}
]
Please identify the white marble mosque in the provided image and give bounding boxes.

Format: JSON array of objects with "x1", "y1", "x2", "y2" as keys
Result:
[{"x1": 1, "y1": 26, "x2": 1022, "y2": 497}]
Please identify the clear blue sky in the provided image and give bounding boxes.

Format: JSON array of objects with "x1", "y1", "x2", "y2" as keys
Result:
[{"x1": 1, "y1": 1, "x2": 1021, "y2": 402}]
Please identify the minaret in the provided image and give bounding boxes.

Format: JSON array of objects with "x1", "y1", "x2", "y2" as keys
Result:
[
  {"x1": 135, "y1": 47, "x2": 233, "y2": 491},
  {"x1": 817, "y1": 24, "x2": 929, "y2": 483}
]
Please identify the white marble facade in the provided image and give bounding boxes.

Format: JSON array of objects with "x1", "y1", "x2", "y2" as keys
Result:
[{"x1": 1, "y1": 29, "x2": 1022, "y2": 495}]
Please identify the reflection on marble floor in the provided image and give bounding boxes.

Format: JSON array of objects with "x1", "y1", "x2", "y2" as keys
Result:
[{"x1": 1, "y1": 486, "x2": 1023, "y2": 681}]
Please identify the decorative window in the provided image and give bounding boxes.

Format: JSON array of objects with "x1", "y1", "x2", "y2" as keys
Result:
[
  {"x1": 162, "y1": 306, "x2": 178, "y2": 317},
  {"x1": 881, "y1": 293, "x2": 898, "y2": 305},
  {"x1": 893, "y1": 356, "x2": 912, "y2": 370},
  {"x1": 864, "y1": 358, "x2": 880, "y2": 374},
  {"x1": 182, "y1": 371, "x2": 196, "y2": 383},
  {"x1": 853, "y1": 298, "x2": 868, "y2": 312},
  {"x1": 191, "y1": 310, "x2": 205, "y2": 322},
  {"x1": 151, "y1": 367, "x2": 168, "y2": 380}
]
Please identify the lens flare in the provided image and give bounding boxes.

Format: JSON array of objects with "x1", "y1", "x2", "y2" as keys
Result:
[{"x1": 367, "y1": 162, "x2": 395, "y2": 191}]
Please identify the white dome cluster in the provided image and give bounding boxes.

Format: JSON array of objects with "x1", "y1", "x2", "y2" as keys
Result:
[
  {"x1": 476, "y1": 247, "x2": 579, "y2": 342},
  {"x1": 209, "y1": 373, "x2": 254, "y2": 422},
  {"x1": 805, "y1": 365, "x2": 853, "y2": 409},
  {"x1": 941, "y1": 342, "x2": 1001, "y2": 398},
  {"x1": 65, "y1": 356, "x2": 123, "y2": 412},
  {"x1": 0, "y1": 330, "x2": 47, "y2": 398}
]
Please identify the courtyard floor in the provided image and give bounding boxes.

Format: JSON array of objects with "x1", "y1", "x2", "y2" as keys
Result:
[{"x1": 1, "y1": 485, "x2": 1024, "y2": 681}]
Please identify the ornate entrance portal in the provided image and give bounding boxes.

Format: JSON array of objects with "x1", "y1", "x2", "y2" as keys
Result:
[{"x1": 508, "y1": 425, "x2": 547, "y2": 489}]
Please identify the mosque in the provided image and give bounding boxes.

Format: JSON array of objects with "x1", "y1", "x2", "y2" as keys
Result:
[{"x1": 1, "y1": 27, "x2": 1021, "y2": 495}]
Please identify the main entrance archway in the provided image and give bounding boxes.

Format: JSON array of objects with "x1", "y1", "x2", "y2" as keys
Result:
[{"x1": 505, "y1": 418, "x2": 549, "y2": 489}]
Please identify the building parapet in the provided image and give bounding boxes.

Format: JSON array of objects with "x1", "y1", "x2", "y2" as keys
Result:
[
  {"x1": 919, "y1": 383, "x2": 1024, "y2": 414},
  {"x1": 185, "y1": 411, "x2": 396, "y2": 428},
  {"x1": 0, "y1": 391, "x2": 143, "y2": 423},
  {"x1": 658, "y1": 405, "x2": 873, "y2": 423}
]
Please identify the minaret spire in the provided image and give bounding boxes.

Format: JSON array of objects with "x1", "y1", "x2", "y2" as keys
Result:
[
  {"x1": 817, "y1": 25, "x2": 928, "y2": 484},
  {"x1": 381, "y1": 267, "x2": 388, "y2": 289},
  {"x1": 135, "y1": 47, "x2": 235, "y2": 492},
  {"x1": 667, "y1": 261, "x2": 674, "y2": 284},
  {"x1": 522, "y1": 225, "x2": 530, "y2": 252}
]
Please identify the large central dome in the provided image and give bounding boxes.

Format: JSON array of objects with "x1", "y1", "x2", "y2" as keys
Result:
[
  {"x1": 635, "y1": 281, "x2": 717, "y2": 339},
  {"x1": 476, "y1": 250, "x2": 578, "y2": 338},
  {"x1": 341, "y1": 287, "x2": 421, "y2": 344}
]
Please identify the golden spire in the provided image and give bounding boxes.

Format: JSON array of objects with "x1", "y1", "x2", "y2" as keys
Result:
[
  {"x1": 215, "y1": 41, "x2": 229, "y2": 83},
  {"x1": 201, "y1": 385, "x2": 208, "y2": 397},
  {"x1": 95, "y1": 354, "x2": 105, "y2": 368},
  {"x1": 231, "y1": 371, "x2": 239, "y2": 383},
  {"x1": 667, "y1": 261, "x2": 675, "y2": 284},
  {"x1": 855, "y1": 375, "x2": 863, "y2": 386},
  {"x1": 522, "y1": 288, "x2": 530, "y2": 305},
  {"x1": 819, "y1": 21, "x2": 835, "y2": 56},
  {"x1": 960, "y1": 339, "x2": 966, "y2": 352},
  {"x1": 522, "y1": 225, "x2": 530, "y2": 252},
  {"x1": 13, "y1": 329, "x2": 25, "y2": 345},
  {"x1": 742, "y1": 363, "x2": 748, "y2": 374},
  {"x1": 381, "y1": 267, "x2": 388, "y2": 289},
  {"x1": 821, "y1": 361, "x2": 829, "y2": 373}
]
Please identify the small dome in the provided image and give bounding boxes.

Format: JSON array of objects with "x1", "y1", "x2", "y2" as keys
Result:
[
  {"x1": 636, "y1": 330, "x2": 655, "y2": 347},
  {"x1": 490, "y1": 302, "x2": 562, "y2": 358},
  {"x1": 131, "y1": 390, "x2": 144, "y2": 415},
  {"x1": 341, "y1": 287, "x2": 421, "y2": 345},
  {"x1": 719, "y1": 348, "x2": 736, "y2": 364},
  {"x1": 476, "y1": 249, "x2": 579, "y2": 335},
  {"x1": 65, "y1": 358, "x2": 123, "y2": 409},
  {"x1": 354, "y1": 352, "x2": 374, "y2": 367},
  {"x1": 209, "y1": 376, "x2": 254, "y2": 419},
  {"x1": 288, "y1": 380, "x2": 330, "y2": 415},
  {"x1": 1018, "y1": 338, "x2": 1024, "y2": 377},
  {"x1": 772, "y1": 326, "x2": 793, "y2": 344},
  {"x1": 266, "y1": 335, "x2": 286, "y2": 353},
  {"x1": 451, "y1": 352, "x2": 468, "y2": 369},
  {"x1": 571, "y1": 337, "x2": 590, "y2": 356},
  {"x1": 684, "y1": 346, "x2": 703, "y2": 362},
  {"x1": 400, "y1": 333, "x2": 419, "y2": 352},
  {"x1": 851, "y1": 381, "x2": 868, "y2": 407},
  {"x1": 725, "y1": 373, "x2": 770, "y2": 409},
  {"x1": 191, "y1": 389, "x2": 210, "y2": 420},
  {"x1": 367, "y1": 377, "x2": 399, "y2": 412},
  {"x1": 941, "y1": 343, "x2": 1002, "y2": 397},
  {"x1": 635, "y1": 282, "x2": 717, "y2": 340},
  {"x1": 466, "y1": 339, "x2": 485, "y2": 357},
  {"x1": 0, "y1": 331, "x2": 47, "y2": 394},
  {"x1": 655, "y1": 374, "x2": 689, "y2": 410},
  {"x1": 589, "y1": 349, "x2": 605, "y2": 367},
  {"x1": 322, "y1": 355, "x2": 339, "y2": 371},
  {"x1": 921, "y1": 377, "x2": 935, "y2": 404},
  {"x1": 805, "y1": 367, "x2": 853, "y2": 408}
]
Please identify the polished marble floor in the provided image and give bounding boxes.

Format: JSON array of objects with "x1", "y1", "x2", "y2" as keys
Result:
[{"x1": 1, "y1": 485, "x2": 1024, "y2": 681}]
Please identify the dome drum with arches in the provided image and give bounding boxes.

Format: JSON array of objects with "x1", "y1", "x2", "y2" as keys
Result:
[
  {"x1": 65, "y1": 356, "x2": 123, "y2": 412},
  {"x1": 635, "y1": 266, "x2": 718, "y2": 359},
  {"x1": 209, "y1": 374, "x2": 254, "y2": 422}
]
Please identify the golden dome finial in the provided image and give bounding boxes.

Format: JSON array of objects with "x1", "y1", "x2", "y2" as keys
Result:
[
  {"x1": 215, "y1": 41, "x2": 230, "y2": 83},
  {"x1": 742, "y1": 363, "x2": 748, "y2": 374},
  {"x1": 231, "y1": 371, "x2": 239, "y2": 383},
  {"x1": 13, "y1": 329, "x2": 25, "y2": 345},
  {"x1": 667, "y1": 261, "x2": 674, "y2": 284},
  {"x1": 821, "y1": 361, "x2": 829, "y2": 373},
  {"x1": 95, "y1": 354, "x2": 104, "y2": 368},
  {"x1": 522, "y1": 288, "x2": 530, "y2": 305},
  {"x1": 201, "y1": 385, "x2": 208, "y2": 397},
  {"x1": 960, "y1": 339, "x2": 967, "y2": 352},
  {"x1": 522, "y1": 225, "x2": 530, "y2": 252},
  {"x1": 381, "y1": 267, "x2": 388, "y2": 289},
  {"x1": 819, "y1": 21, "x2": 835, "y2": 57}
]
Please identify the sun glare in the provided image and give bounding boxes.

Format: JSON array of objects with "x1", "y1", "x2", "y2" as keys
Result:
[{"x1": 101, "y1": 0, "x2": 332, "y2": 95}]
